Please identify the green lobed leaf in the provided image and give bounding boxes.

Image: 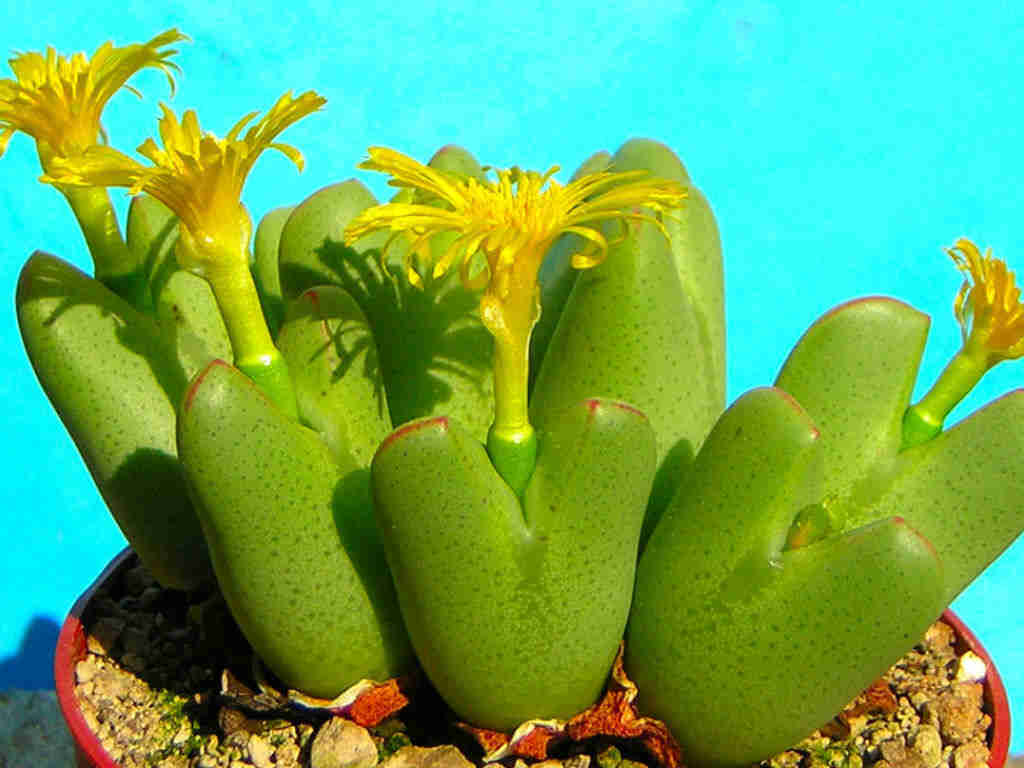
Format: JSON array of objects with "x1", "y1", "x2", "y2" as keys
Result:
[
  {"x1": 276, "y1": 284, "x2": 392, "y2": 466},
  {"x1": 610, "y1": 138, "x2": 725, "y2": 411},
  {"x1": 628, "y1": 388, "x2": 945, "y2": 768},
  {"x1": 632, "y1": 517, "x2": 943, "y2": 768},
  {"x1": 858, "y1": 389, "x2": 1024, "y2": 602},
  {"x1": 531, "y1": 139, "x2": 725, "y2": 548},
  {"x1": 16, "y1": 251, "x2": 210, "y2": 589},
  {"x1": 277, "y1": 163, "x2": 494, "y2": 440},
  {"x1": 424, "y1": 143, "x2": 488, "y2": 181},
  {"x1": 371, "y1": 399, "x2": 656, "y2": 729},
  {"x1": 530, "y1": 149, "x2": 613, "y2": 391},
  {"x1": 774, "y1": 297, "x2": 1024, "y2": 602},
  {"x1": 529, "y1": 224, "x2": 714, "y2": 546},
  {"x1": 252, "y1": 205, "x2": 295, "y2": 339},
  {"x1": 125, "y1": 194, "x2": 232, "y2": 378},
  {"x1": 638, "y1": 388, "x2": 823, "y2": 590},
  {"x1": 277, "y1": 179, "x2": 387, "y2": 303},
  {"x1": 774, "y1": 297, "x2": 929, "y2": 505},
  {"x1": 177, "y1": 360, "x2": 413, "y2": 696}
]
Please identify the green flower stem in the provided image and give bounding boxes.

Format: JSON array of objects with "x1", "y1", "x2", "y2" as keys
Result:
[
  {"x1": 61, "y1": 184, "x2": 153, "y2": 311},
  {"x1": 487, "y1": 424, "x2": 538, "y2": 499},
  {"x1": 206, "y1": 263, "x2": 298, "y2": 419},
  {"x1": 487, "y1": 324, "x2": 537, "y2": 496},
  {"x1": 902, "y1": 348, "x2": 985, "y2": 449}
]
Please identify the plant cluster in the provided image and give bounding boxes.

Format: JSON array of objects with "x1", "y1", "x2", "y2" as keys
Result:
[{"x1": 4, "y1": 31, "x2": 1022, "y2": 768}]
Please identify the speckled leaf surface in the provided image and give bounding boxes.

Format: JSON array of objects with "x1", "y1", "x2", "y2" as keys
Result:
[
  {"x1": 16, "y1": 251, "x2": 209, "y2": 590},
  {"x1": 371, "y1": 399, "x2": 656, "y2": 730},
  {"x1": 628, "y1": 388, "x2": 945, "y2": 768},
  {"x1": 424, "y1": 143, "x2": 488, "y2": 181},
  {"x1": 774, "y1": 297, "x2": 929, "y2": 503},
  {"x1": 365, "y1": 145, "x2": 494, "y2": 439},
  {"x1": 277, "y1": 176, "x2": 494, "y2": 440},
  {"x1": 252, "y1": 204, "x2": 295, "y2": 339},
  {"x1": 530, "y1": 148, "x2": 613, "y2": 388},
  {"x1": 861, "y1": 389, "x2": 1024, "y2": 601},
  {"x1": 529, "y1": 218, "x2": 717, "y2": 534},
  {"x1": 774, "y1": 298, "x2": 1023, "y2": 602},
  {"x1": 277, "y1": 179, "x2": 386, "y2": 302},
  {"x1": 610, "y1": 138, "x2": 725, "y2": 406},
  {"x1": 631, "y1": 518, "x2": 943, "y2": 768},
  {"x1": 635, "y1": 388, "x2": 823, "y2": 587},
  {"x1": 367, "y1": 264, "x2": 494, "y2": 439},
  {"x1": 125, "y1": 194, "x2": 232, "y2": 378},
  {"x1": 530, "y1": 220, "x2": 707, "y2": 463},
  {"x1": 530, "y1": 139, "x2": 724, "y2": 541},
  {"x1": 276, "y1": 285, "x2": 392, "y2": 466},
  {"x1": 177, "y1": 360, "x2": 413, "y2": 696}
]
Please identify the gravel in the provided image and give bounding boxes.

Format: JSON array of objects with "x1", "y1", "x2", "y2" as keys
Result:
[{"x1": 2, "y1": 553, "x2": 1014, "y2": 768}]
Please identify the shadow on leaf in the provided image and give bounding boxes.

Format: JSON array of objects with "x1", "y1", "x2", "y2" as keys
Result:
[
  {"x1": 331, "y1": 469, "x2": 411, "y2": 664},
  {"x1": 19, "y1": 253, "x2": 191, "y2": 410},
  {"x1": 282, "y1": 237, "x2": 492, "y2": 427}
]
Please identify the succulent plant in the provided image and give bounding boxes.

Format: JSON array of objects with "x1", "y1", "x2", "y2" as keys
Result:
[
  {"x1": 626, "y1": 248, "x2": 1024, "y2": 766},
  {"x1": 7, "y1": 30, "x2": 1022, "y2": 768}
]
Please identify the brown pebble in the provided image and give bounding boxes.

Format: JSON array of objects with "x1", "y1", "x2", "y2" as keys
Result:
[
  {"x1": 922, "y1": 622, "x2": 956, "y2": 658},
  {"x1": 94, "y1": 668, "x2": 129, "y2": 702},
  {"x1": 128, "y1": 612, "x2": 156, "y2": 637},
  {"x1": 879, "y1": 737, "x2": 928, "y2": 768},
  {"x1": 910, "y1": 724, "x2": 943, "y2": 768},
  {"x1": 922, "y1": 683, "x2": 990, "y2": 745},
  {"x1": 952, "y1": 741, "x2": 990, "y2": 768},
  {"x1": 380, "y1": 745, "x2": 474, "y2": 768},
  {"x1": 79, "y1": 700, "x2": 100, "y2": 733},
  {"x1": 127, "y1": 680, "x2": 150, "y2": 707},
  {"x1": 95, "y1": 596, "x2": 130, "y2": 620},
  {"x1": 88, "y1": 616, "x2": 126, "y2": 655},
  {"x1": 275, "y1": 741, "x2": 302, "y2": 767},
  {"x1": 172, "y1": 721, "x2": 193, "y2": 746},
  {"x1": 75, "y1": 656, "x2": 100, "y2": 684},
  {"x1": 247, "y1": 733, "x2": 275, "y2": 768},
  {"x1": 310, "y1": 717, "x2": 378, "y2": 768}
]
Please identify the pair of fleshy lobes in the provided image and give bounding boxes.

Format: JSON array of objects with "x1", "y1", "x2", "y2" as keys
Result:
[{"x1": 17, "y1": 138, "x2": 1023, "y2": 768}]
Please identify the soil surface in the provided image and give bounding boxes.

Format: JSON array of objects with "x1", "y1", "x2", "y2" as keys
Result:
[{"x1": 71, "y1": 555, "x2": 994, "y2": 768}]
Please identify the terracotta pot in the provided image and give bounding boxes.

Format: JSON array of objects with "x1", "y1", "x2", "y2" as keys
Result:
[
  {"x1": 940, "y1": 610, "x2": 1011, "y2": 768},
  {"x1": 54, "y1": 547, "x2": 1012, "y2": 768},
  {"x1": 55, "y1": 548, "x2": 133, "y2": 768}
]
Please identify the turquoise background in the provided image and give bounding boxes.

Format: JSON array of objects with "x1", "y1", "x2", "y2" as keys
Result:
[{"x1": 1, "y1": 0, "x2": 1021, "y2": 752}]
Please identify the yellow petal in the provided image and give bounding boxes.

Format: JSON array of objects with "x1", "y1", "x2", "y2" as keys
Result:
[
  {"x1": 345, "y1": 146, "x2": 687, "y2": 356},
  {"x1": 0, "y1": 29, "x2": 186, "y2": 162},
  {"x1": 43, "y1": 91, "x2": 324, "y2": 276},
  {"x1": 947, "y1": 237, "x2": 1024, "y2": 363}
]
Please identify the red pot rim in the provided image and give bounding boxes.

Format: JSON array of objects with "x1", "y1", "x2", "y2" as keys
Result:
[
  {"x1": 939, "y1": 610, "x2": 1011, "y2": 768},
  {"x1": 54, "y1": 548, "x2": 134, "y2": 768},
  {"x1": 55, "y1": 548, "x2": 1012, "y2": 768}
]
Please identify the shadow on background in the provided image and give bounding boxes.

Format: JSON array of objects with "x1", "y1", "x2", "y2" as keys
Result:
[{"x1": 0, "y1": 615, "x2": 59, "y2": 689}]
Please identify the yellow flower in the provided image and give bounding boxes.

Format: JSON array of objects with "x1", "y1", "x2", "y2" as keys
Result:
[
  {"x1": 345, "y1": 147, "x2": 687, "y2": 349},
  {"x1": 0, "y1": 29, "x2": 186, "y2": 166},
  {"x1": 948, "y1": 237, "x2": 1024, "y2": 365},
  {"x1": 43, "y1": 90, "x2": 325, "y2": 277},
  {"x1": 902, "y1": 238, "x2": 1024, "y2": 448},
  {"x1": 346, "y1": 146, "x2": 685, "y2": 477}
]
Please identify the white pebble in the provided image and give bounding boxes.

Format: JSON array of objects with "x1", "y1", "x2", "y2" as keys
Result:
[{"x1": 954, "y1": 651, "x2": 986, "y2": 683}]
